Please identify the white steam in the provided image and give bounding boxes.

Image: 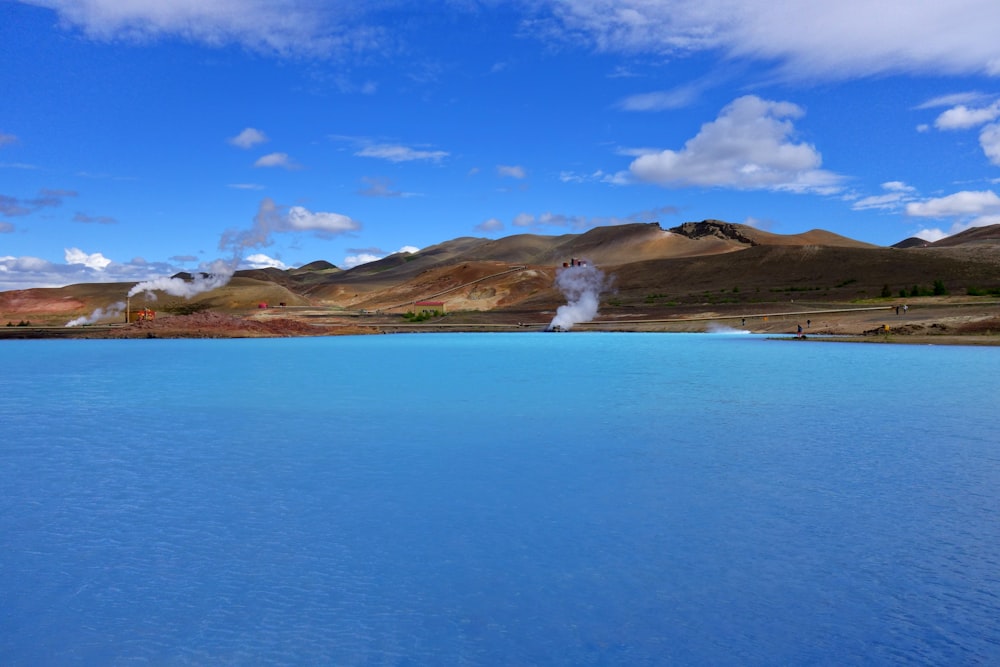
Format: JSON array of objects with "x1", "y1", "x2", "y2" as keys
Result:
[
  {"x1": 548, "y1": 262, "x2": 608, "y2": 331},
  {"x1": 127, "y1": 259, "x2": 235, "y2": 299},
  {"x1": 66, "y1": 301, "x2": 125, "y2": 327},
  {"x1": 706, "y1": 323, "x2": 750, "y2": 334}
]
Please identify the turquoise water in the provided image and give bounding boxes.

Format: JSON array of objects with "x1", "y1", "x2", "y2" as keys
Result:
[{"x1": 1, "y1": 333, "x2": 998, "y2": 665}]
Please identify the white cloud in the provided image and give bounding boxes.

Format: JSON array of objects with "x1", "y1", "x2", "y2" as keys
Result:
[
  {"x1": 512, "y1": 213, "x2": 535, "y2": 227},
  {"x1": 0, "y1": 132, "x2": 17, "y2": 147},
  {"x1": 628, "y1": 95, "x2": 842, "y2": 193},
  {"x1": 342, "y1": 245, "x2": 418, "y2": 269},
  {"x1": 254, "y1": 152, "x2": 300, "y2": 169},
  {"x1": 220, "y1": 198, "x2": 361, "y2": 253},
  {"x1": 476, "y1": 217, "x2": 504, "y2": 232},
  {"x1": 916, "y1": 92, "x2": 992, "y2": 109},
  {"x1": 934, "y1": 102, "x2": 1000, "y2": 130},
  {"x1": 905, "y1": 190, "x2": 1000, "y2": 218},
  {"x1": 850, "y1": 181, "x2": 917, "y2": 211},
  {"x1": 342, "y1": 253, "x2": 381, "y2": 268},
  {"x1": 357, "y1": 176, "x2": 417, "y2": 198},
  {"x1": 64, "y1": 247, "x2": 112, "y2": 270},
  {"x1": 913, "y1": 228, "x2": 948, "y2": 243},
  {"x1": 243, "y1": 253, "x2": 287, "y2": 269},
  {"x1": 905, "y1": 190, "x2": 1000, "y2": 239},
  {"x1": 355, "y1": 144, "x2": 448, "y2": 163},
  {"x1": 616, "y1": 82, "x2": 706, "y2": 111},
  {"x1": 25, "y1": 0, "x2": 383, "y2": 58},
  {"x1": 979, "y1": 123, "x2": 1000, "y2": 165},
  {"x1": 229, "y1": 127, "x2": 268, "y2": 149},
  {"x1": 542, "y1": 0, "x2": 1000, "y2": 79},
  {"x1": 0, "y1": 253, "x2": 190, "y2": 291},
  {"x1": 497, "y1": 165, "x2": 526, "y2": 179},
  {"x1": 228, "y1": 183, "x2": 265, "y2": 190},
  {"x1": 882, "y1": 181, "x2": 915, "y2": 193},
  {"x1": 559, "y1": 169, "x2": 625, "y2": 185},
  {"x1": 286, "y1": 206, "x2": 358, "y2": 234},
  {"x1": 507, "y1": 207, "x2": 670, "y2": 231}
]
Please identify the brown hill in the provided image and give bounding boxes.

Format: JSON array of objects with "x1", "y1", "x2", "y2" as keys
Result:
[
  {"x1": 927, "y1": 223, "x2": 1000, "y2": 247},
  {"x1": 5, "y1": 220, "x2": 1000, "y2": 329}
]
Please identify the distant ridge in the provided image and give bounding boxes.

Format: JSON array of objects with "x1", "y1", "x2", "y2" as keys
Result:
[
  {"x1": 6, "y1": 220, "x2": 1000, "y2": 325},
  {"x1": 295, "y1": 260, "x2": 339, "y2": 272},
  {"x1": 668, "y1": 219, "x2": 878, "y2": 249},
  {"x1": 928, "y1": 224, "x2": 1000, "y2": 247},
  {"x1": 893, "y1": 237, "x2": 931, "y2": 249}
]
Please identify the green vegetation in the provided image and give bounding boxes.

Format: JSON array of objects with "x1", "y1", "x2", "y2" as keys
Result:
[
  {"x1": 967, "y1": 286, "x2": 1000, "y2": 296},
  {"x1": 933, "y1": 279, "x2": 948, "y2": 296},
  {"x1": 7, "y1": 320, "x2": 31, "y2": 327},
  {"x1": 880, "y1": 284, "x2": 892, "y2": 298},
  {"x1": 770, "y1": 286, "x2": 821, "y2": 293},
  {"x1": 403, "y1": 310, "x2": 442, "y2": 322},
  {"x1": 163, "y1": 302, "x2": 210, "y2": 316},
  {"x1": 835, "y1": 278, "x2": 858, "y2": 288}
]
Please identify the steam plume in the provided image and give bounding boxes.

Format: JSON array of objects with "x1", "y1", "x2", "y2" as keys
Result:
[
  {"x1": 547, "y1": 262, "x2": 608, "y2": 331},
  {"x1": 127, "y1": 259, "x2": 235, "y2": 299},
  {"x1": 706, "y1": 323, "x2": 750, "y2": 334},
  {"x1": 66, "y1": 301, "x2": 125, "y2": 327}
]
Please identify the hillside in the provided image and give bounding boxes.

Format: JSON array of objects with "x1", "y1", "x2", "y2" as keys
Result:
[{"x1": 4, "y1": 221, "x2": 1000, "y2": 332}]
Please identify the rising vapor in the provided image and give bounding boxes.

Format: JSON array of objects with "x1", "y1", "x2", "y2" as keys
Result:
[
  {"x1": 127, "y1": 259, "x2": 235, "y2": 299},
  {"x1": 65, "y1": 301, "x2": 126, "y2": 327},
  {"x1": 547, "y1": 262, "x2": 609, "y2": 331}
]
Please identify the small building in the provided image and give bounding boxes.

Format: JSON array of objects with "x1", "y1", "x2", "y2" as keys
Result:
[
  {"x1": 414, "y1": 300, "x2": 445, "y2": 316},
  {"x1": 129, "y1": 307, "x2": 155, "y2": 323}
]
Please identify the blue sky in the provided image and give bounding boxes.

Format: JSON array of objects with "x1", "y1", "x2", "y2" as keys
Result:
[{"x1": 4, "y1": 0, "x2": 1000, "y2": 290}]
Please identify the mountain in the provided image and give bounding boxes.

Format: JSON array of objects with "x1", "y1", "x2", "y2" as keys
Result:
[
  {"x1": 4, "y1": 221, "x2": 1000, "y2": 326},
  {"x1": 926, "y1": 224, "x2": 1000, "y2": 247}
]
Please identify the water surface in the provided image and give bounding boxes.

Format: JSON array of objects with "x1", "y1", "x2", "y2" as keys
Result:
[{"x1": 2, "y1": 334, "x2": 998, "y2": 664}]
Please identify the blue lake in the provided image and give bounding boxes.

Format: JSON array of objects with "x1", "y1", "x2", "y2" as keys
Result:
[{"x1": 1, "y1": 333, "x2": 998, "y2": 665}]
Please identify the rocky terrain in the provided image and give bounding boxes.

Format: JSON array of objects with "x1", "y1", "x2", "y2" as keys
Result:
[{"x1": 3, "y1": 220, "x2": 1000, "y2": 342}]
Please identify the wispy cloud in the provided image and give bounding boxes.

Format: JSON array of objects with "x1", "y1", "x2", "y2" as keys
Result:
[
  {"x1": 509, "y1": 205, "x2": 678, "y2": 231},
  {"x1": 616, "y1": 79, "x2": 715, "y2": 111},
  {"x1": 355, "y1": 143, "x2": 449, "y2": 163},
  {"x1": 73, "y1": 211, "x2": 118, "y2": 224},
  {"x1": 916, "y1": 92, "x2": 992, "y2": 110},
  {"x1": 228, "y1": 127, "x2": 268, "y2": 149},
  {"x1": 497, "y1": 165, "x2": 526, "y2": 179},
  {"x1": 850, "y1": 181, "x2": 917, "y2": 212},
  {"x1": 933, "y1": 101, "x2": 1000, "y2": 130},
  {"x1": 476, "y1": 217, "x2": 504, "y2": 232},
  {"x1": 0, "y1": 189, "x2": 77, "y2": 217},
  {"x1": 254, "y1": 152, "x2": 301, "y2": 169},
  {"x1": 26, "y1": 0, "x2": 387, "y2": 58},
  {"x1": 537, "y1": 0, "x2": 1000, "y2": 79},
  {"x1": 219, "y1": 197, "x2": 361, "y2": 255},
  {"x1": 357, "y1": 176, "x2": 416, "y2": 198}
]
